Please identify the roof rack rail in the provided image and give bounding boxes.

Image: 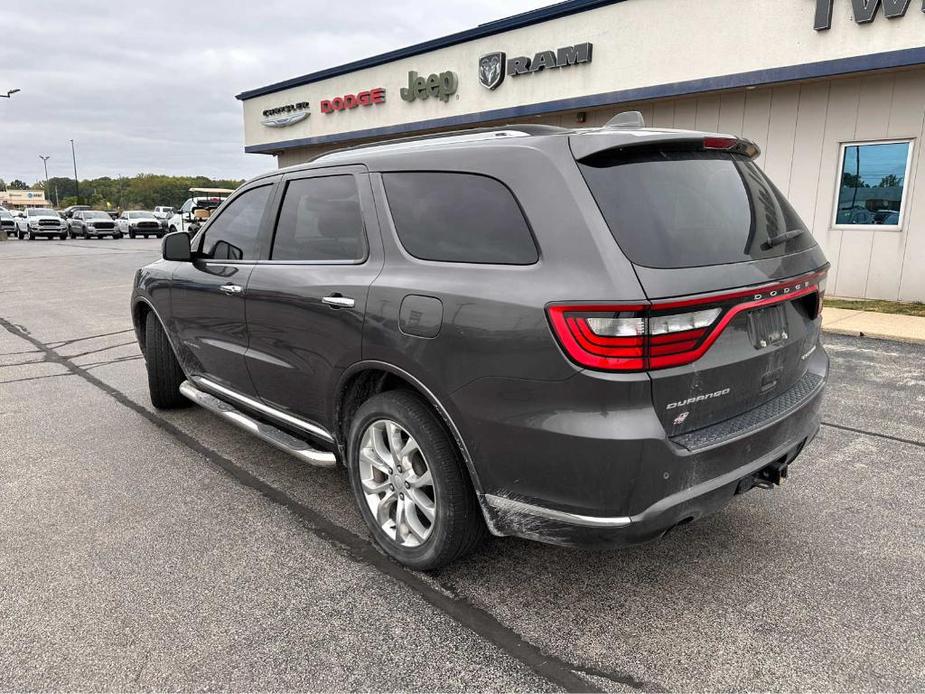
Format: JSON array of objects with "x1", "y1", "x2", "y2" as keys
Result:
[{"x1": 313, "y1": 123, "x2": 566, "y2": 162}]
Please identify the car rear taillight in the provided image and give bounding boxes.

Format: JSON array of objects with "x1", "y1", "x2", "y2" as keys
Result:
[
  {"x1": 703, "y1": 136, "x2": 737, "y2": 150},
  {"x1": 547, "y1": 270, "x2": 827, "y2": 372}
]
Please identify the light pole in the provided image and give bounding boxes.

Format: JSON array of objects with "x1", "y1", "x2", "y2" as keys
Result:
[
  {"x1": 39, "y1": 155, "x2": 50, "y2": 205},
  {"x1": 69, "y1": 139, "x2": 79, "y2": 205}
]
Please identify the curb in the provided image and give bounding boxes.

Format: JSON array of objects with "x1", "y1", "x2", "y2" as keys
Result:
[{"x1": 822, "y1": 325, "x2": 925, "y2": 345}]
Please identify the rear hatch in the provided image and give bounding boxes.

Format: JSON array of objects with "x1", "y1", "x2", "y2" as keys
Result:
[{"x1": 567, "y1": 131, "x2": 828, "y2": 437}]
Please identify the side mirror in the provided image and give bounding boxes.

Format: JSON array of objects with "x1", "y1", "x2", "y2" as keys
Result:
[{"x1": 162, "y1": 231, "x2": 192, "y2": 262}]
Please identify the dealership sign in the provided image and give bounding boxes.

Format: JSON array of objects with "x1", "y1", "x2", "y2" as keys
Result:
[
  {"x1": 478, "y1": 42, "x2": 593, "y2": 89},
  {"x1": 813, "y1": 0, "x2": 924, "y2": 29},
  {"x1": 320, "y1": 87, "x2": 386, "y2": 114},
  {"x1": 261, "y1": 101, "x2": 310, "y2": 127},
  {"x1": 400, "y1": 71, "x2": 458, "y2": 102}
]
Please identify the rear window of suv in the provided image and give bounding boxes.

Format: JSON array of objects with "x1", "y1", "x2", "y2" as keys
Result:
[
  {"x1": 578, "y1": 149, "x2": 816, "y2": 268},
  {"x1": 383, "y1": 172, "x2": 538, "y2": 265}
]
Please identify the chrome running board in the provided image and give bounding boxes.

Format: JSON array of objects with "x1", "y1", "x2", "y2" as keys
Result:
[{"x1": 178, "y1": 380, "x2": 337, "y2": 467}]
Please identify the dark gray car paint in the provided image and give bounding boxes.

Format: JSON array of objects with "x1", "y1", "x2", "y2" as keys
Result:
[{"x1": 131, "y1": 125, "x2": 829, "y2": 546}]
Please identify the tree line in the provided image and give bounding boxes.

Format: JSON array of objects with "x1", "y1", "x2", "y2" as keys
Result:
[{"x1": 0, "y1": 174, "x2": 244, "y2": 210}]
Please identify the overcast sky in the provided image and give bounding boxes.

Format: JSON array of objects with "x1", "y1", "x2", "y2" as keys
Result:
[{"x1": 0, "y1": 0, "x2": 549, "y2": 185}]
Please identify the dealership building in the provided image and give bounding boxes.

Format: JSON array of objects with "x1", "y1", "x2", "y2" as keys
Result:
[{"x1": 238, "y1": 0, "x2": 925, "y2": 301}]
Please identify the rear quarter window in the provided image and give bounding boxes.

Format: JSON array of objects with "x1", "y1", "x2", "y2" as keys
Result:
[
  {"x1": 382, "y1": 171, "x2": 538, "y2": 265},
  {"x1": 578, "y1": 149, "x2": 816, "y2": 268}
]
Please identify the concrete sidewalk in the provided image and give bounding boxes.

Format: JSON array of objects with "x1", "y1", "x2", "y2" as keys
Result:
[{"x1": 822, "y1": 306, "x2": 925, "y2": 344}]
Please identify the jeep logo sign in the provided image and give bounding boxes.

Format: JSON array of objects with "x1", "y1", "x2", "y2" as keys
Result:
[
  {"x1": 813, "y1": 0, "x2": 924, "y2": 30},
  {"x1": 504, "y1": 42, "x2": 593, "y2": 80},
  {"x1": 400, "y1": 71, "x2": 458, "y2": 102}
]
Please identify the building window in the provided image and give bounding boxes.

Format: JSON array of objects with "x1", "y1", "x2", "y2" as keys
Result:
[{"x1": 834, "y1": 140, "x2": 914, "y2": 230}]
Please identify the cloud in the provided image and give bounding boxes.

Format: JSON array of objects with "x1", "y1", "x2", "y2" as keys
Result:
[{"x1": 0, "y1": 0, "x2": 549, "y2": 186}]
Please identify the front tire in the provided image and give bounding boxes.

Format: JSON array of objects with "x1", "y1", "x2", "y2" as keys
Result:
[
  {"x1": 347, "y1": 391, "x2": 485, "y2": 570},
  {"x1": 144, "y1": 311, "x2": 188, "y2": 409}
]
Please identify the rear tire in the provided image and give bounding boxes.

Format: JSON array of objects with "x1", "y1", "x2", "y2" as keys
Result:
[
  {"x1": 144, "y1": 311, "x2": 188, "y2": 409},
  {"x1": 347, "y1": 391, "x2": 486, "y2": 570},
  {"x1": 114, "y1": 232, "x2": 123, "y2": 239}
]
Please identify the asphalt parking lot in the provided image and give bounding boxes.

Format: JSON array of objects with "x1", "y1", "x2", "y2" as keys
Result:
[{"x1": 1, "y1": 237, "x2": 923, "y2": 692}]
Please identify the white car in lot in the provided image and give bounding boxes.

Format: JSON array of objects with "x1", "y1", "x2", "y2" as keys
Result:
[
  {"x1": 15, "y1": 208, "x2": 68, "y2": 240},
  {"x1": 117, "y1": 210, "x2": 164, "y2": 238},
  {"x1": 68, "y1": 210, "x2": 122, "y2": 239},
  {"x1": 152, "y1": 206, "x2": 174, "y2": 220},
  {"x1": 167, "y1": 188, "x2": 234, "y2": 234}
]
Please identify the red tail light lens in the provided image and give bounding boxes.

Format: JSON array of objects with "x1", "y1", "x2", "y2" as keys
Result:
[
  {"x1": 547, "y1": 270, "x2": 827, "y2": 372},
  {"x1": 547, "y1": 305, "x2": 647, "y2": 370},
  {"x1": 703, "y1": 136, "x2": 737, "y2": 150}
]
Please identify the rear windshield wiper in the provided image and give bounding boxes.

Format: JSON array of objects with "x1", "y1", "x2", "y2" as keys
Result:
[{"x1": 763, "y1": 228, "x2": 806, "y2": 249}]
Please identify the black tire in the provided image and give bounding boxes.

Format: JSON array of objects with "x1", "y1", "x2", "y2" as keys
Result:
[
  {"x1": 59, "y1": 233, "x2": 67, "y2": 240},
  {"x1": 144, "y1": 311, "x2": 188, "y2": 409},
  {"x1": 129, "y1": 231, "x2": 135, "y2": 239},
  {"x1": 114, "y1": 233, "x2": 123, "y2": 239},
  {"x1": 347, "y1": 391, "x2": 486, "y2": 570},
  {"x1": 26, "y1": 229, "x2": 33, "y2": 241}
]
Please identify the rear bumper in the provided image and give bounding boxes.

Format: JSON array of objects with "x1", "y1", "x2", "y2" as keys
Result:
[
  {"x1": 459, "y1": 346, "x2": 828, "y2": 547},
  {"x1": 482, "y1": 419, "x2": 818, "y2": 547}
]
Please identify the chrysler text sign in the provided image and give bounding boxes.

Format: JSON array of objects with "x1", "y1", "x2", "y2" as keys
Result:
[{"x1": 261, "y1": 101, "x2": 310, "y2": 128}]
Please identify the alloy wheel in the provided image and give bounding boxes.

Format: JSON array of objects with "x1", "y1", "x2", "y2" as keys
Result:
[{"x1": 358, "y1": 419, "x2": 436, "y2": 548}]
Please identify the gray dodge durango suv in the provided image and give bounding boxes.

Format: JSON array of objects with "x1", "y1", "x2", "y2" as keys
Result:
[{"x1": 131, "y1": 116, "x2": 829, "y2": 569}]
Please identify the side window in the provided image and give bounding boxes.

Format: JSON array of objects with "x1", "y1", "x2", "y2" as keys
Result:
[
  {"x1": 382, "y1": 172, "x2": 538, "y2": 264},
  {"x1": 201, "y1": 185, "x2": 272, "y2": 261},
  {"x1": 271, "y1": 175, "x2": 367, "y2": 261}
]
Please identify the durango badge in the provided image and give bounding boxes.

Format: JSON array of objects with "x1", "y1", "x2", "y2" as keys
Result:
[
  {"x1": 666, "y1": 388, "x2": 732, "y2": 410},
  {"x1": 478, "y1": 52, "x2": 505, "y2": 89}
]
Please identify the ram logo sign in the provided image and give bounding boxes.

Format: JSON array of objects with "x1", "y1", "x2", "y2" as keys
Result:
[
  {"x1": 813, "y1": 0, "x2": 924, "y2": 30},
  {"x1": 478, "y1": 52, "x2": 505, "y2": 90}
]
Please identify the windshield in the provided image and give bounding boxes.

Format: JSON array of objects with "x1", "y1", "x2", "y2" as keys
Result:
[
  {"x1": 85, "y1": 211, "x2": 110, "y2": 219},
  {"x1": 128, "y1": 211, "x2": 153, "y2": 218},
  {"x1": 578, "y1": 149, "x2": 817, "y2": 268},
  {"x1": 28, "y1": 208, "x2": 56, "y2": 216},
  {"x1": 0, "y1": 209, "x2": 11, "y2": 219}
]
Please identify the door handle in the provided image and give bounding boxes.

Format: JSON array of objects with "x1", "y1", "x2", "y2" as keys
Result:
[
  {"x1": 219, "y1": 283, "x2": 244, "y2": 296},
  {"x1": 322, "y1": 294, "x2": 355, "y2": 308}
]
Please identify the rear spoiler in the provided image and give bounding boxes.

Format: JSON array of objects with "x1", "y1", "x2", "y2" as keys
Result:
[{"x1": 569, "y1": 129, "x2": 760, "y2": 161}]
